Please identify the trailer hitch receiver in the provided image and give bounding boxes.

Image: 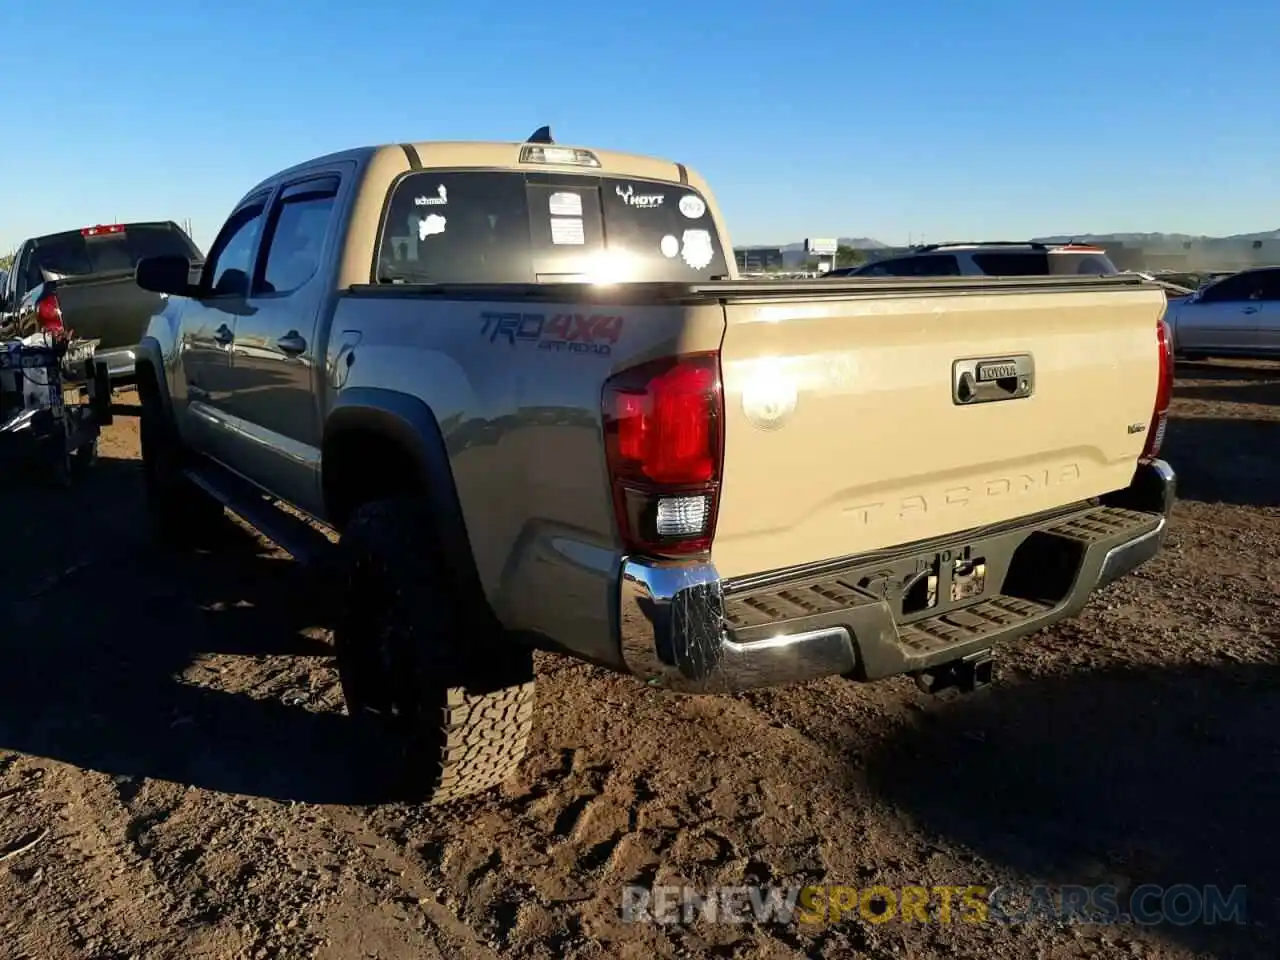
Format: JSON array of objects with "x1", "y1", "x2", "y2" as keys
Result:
[{"x1": 915, "y1": 650, "x2": 995, "y2": 696}]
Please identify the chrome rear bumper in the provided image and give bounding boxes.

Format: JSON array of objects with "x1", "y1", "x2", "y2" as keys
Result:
[{"x1": 617, "y1": 459, "x2": 1175, "y2": 694}]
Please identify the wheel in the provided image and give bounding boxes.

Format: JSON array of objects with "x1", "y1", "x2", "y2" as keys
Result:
[
  {"x1": 47, "y1": 446, "x2": 72, "y2": 489},
  {"x1": 71, "y1": 437, "x2": 99, "y2": 476},
  {"x1": 138, "y1": 392, "x2": 225, "y2": 546},
  {"x1": 333, "y1": 498, "x2": 536, "y2": 804}
]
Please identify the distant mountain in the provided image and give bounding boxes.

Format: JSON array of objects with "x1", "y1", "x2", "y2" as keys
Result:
[
  {"x1": 1034, "y1": 229, "x2": 1280, "y2": 245},
  {"x1": 739, "y1": 230, "x2": 1280, "y2": 269}
]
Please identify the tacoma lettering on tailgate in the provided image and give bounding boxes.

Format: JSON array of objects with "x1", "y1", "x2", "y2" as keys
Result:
[
  {"x1": 480, "y1": 311, "x2": 624, "y2": 356},
  {"x1": 844, "y1": 464, "x2": 1083, "y2": 527}
]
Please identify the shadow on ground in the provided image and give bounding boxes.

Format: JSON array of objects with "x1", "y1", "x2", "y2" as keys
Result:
[
  {"x1": 1160, "y1": 415, "x2": 1280, "y2": 508},
  {"x1": 863, "y1": 660, "x2": 1280, "y2": 957},
  {"x1": 0, "y1": 457, "x2": 404, "y2": 805},
  {"x1": 1174, "y1": 360, "x2": 1280, "y2": 382},
  {"x1": 1174, "y1": 376, "x2": 1280, "y2": 406}
]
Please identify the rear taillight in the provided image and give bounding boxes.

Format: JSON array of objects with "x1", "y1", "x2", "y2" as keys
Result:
[
  {"x1": 1142, "y1": 318, "x2": 1173, "y2": 460},
  {"x1": 36, "y1": 293, "x2": 63, "y2": 332},
  {"x1": 81, "y1": 224, "x2": 124, "y2": 237},
  {"x1": 602, "y1": 352, "x2": 723, "y2": 557}
]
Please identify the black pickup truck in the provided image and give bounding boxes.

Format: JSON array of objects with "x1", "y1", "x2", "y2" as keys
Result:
[{"x1": 0, "y1": 221, "x2": 203, "y2": 385}]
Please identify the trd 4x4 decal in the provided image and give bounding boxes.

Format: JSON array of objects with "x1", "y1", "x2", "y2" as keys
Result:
[{"x1": 480, "y1": 311, "x2": 624, "y2": 356}]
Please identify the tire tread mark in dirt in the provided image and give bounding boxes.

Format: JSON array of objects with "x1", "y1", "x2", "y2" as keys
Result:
[
  {"x1": 319, "y1": 805, "x2": 502, "y2": 960},
  {"x1": 551, "y1": 794, "x2": 596, "y2": 841}
]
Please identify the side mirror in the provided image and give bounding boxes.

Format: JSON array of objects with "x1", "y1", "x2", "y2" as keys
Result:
[{"x1": 136, "y1": 255, "x2": 198, "y2": 297}]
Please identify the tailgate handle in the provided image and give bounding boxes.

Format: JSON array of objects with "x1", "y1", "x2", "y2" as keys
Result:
[{"x1": 953, "y1": 355, "x2": 1034, "y2": 406}]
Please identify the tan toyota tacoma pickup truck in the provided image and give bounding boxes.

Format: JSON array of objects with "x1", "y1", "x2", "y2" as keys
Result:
[{"x1": 132, "y1": 129, "x2": 1176, "y2": 804}]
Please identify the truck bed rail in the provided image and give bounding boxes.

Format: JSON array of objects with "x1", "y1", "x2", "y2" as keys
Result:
[{"x1": 345, "y1": 272, "x2": 1157, "y2": 305}]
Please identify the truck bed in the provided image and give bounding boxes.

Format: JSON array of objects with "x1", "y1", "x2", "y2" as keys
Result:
[{"x1": 38, "y1": 270, "x2": 167, "y2": 352}]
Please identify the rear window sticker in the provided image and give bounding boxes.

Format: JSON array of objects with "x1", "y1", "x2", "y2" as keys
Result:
[
  {"x1": 679, "y1": 195, "x2": 707, "y2": 219},
  {"x1": 660, "y1": 235, "x2": 679, "y2": 259},
  {"x1": 681, "y1": 229, "x2": 713, "y2": 270},
  {"x1": 551, "y1": 217, "x2": 586, "y2": 245},
  {"x1": 418, "y1": 213, "x2": 447, "y2": 240},
  {"x1": 616, "y1": 184, "x2": 665, "y2": 209},
  {"x1": 549, "y1": 192, "x2": 583, "y2": 217},
  {"x1": 414, "y1": 185, "x2": 448, "y2": 206}
]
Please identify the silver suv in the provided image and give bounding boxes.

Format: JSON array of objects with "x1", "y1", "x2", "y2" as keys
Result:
[{"x1": 829, "y1": 241, "x2": 1119, "y2": 278}]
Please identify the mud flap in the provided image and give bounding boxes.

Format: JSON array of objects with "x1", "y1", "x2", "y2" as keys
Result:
[{"x1": 87, "y1": 359, "x2": 113, "y2": 427}]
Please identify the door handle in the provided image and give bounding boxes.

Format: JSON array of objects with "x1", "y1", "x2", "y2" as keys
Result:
[
  {"x1": 277, "y1": 331, "x2": 307, "y2": 355},
  {"x1": 213, "y1": 323, "x2": 233, "y2": 345},
  {"x1": 1243, "y1": 306, "x2": 1260, "y2": 315}
]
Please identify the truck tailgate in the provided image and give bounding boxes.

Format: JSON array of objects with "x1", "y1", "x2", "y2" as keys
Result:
[
  {"x1": 712, "y1": 280, "x2": 1167, "y2": 580},
  {"x1": 51, "y1": 272, "x2": 166, "y2": 350}
]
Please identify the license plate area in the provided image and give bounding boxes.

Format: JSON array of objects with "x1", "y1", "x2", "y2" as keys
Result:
[{"x1": 851, "y1": 544, "x2": 992, "y2": 623}]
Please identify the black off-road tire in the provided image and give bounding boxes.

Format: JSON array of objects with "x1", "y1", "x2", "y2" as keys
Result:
[
  {"x1": 333, "y1": 498, "x2": 536, "y2": 805},
  {"x1": 138, "y1": 391, "x2": 225, "y2": 547},
  {"x1": 71, "y1": 437, "x2": 99, "y2": 476},
  {"x1": 47, "y1": 444, "x2": 73, "y2": 490}
]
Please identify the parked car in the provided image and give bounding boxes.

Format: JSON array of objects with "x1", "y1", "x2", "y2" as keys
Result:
[
  {"x1": 1166, "y1": 266, "x2": 1280, "y2": 361},
  {"x1": 828, "y1": 241, "x2": 1120, "y2": 278},
  {"x1": 0, "y1": 222, "x2": 203, "y2": 385},
  {"x1": 132, "y1": 131, "x2": 1175, "y2": 805}
]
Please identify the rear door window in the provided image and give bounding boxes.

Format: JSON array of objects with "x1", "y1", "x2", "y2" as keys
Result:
[
  {"x1": 906, "y1": 254, "x2": 960, "y2": 276},
  {"x1": 376, "y1": 170, "x2": 727, "y2": 284},
  {"x1": 858, "y1": 255, "x2": 959, "y2": 277},
  {"x1": 972, "y1": 252, "x2": 1050, "y2": 275},
  {"x1": 855, "y1": 259, "x2": 900, "y2": 276},
  {"x1": 1198, "y1": 272, "x2": 1263, "y2": 303},
  {"x1": 256, "y1": 177, "x2": 340, "y2": 295},
  {"x1": 1253, "y1": 269, "x2": 1280, "y2": 302},
  {"x1": 972, "y1": 251, "x2": 1118, "y2": 276}
]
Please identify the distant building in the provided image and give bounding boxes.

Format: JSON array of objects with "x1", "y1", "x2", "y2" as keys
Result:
[{"x1": 734, "y1": 246, "x2": 785, "y2": 272}]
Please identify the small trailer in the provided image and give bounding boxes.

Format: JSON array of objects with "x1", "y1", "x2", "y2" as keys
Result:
[{"x1": 0, "y1": 332, "x2": 113, "y2": 487}]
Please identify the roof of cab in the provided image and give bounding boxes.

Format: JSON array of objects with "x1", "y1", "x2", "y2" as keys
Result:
[{"x1": 242, "y1": 138, "x2": 700, "y2": 202}]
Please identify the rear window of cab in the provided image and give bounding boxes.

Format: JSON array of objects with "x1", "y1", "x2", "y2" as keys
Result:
[{"x1": 375, "y1": 170, "x2": 727, "y2": 284}]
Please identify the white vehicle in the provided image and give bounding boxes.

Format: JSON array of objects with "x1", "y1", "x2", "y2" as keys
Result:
[
  {"x1": 1166, "y1": 266, "x2": 1280, "y2": 361},
  {"x1": 828, "y1": 241, "x2": 1119, "y2": 278}
]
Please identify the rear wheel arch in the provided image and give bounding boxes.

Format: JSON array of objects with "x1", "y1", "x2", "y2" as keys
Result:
[{"x1": 321, "y1": 392, "x2": 490, "y2": 614}]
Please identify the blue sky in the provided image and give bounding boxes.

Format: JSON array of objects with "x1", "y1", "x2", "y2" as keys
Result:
[{"x1": 1, "y1": 0, "x2": 1276, "y2": 253}]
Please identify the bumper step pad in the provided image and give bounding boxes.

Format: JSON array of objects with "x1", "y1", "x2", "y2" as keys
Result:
[
  {"x1": 897, "y1": 595, "x2": 1053, "y2": 655},
  {"x1": 720, "y1": 503, "x2": 1163, "y2": 678}
]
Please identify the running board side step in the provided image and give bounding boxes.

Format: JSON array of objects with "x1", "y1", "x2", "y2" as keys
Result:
[{"x1": 182, "y1": 459, "x2": 338, "y2": 569}]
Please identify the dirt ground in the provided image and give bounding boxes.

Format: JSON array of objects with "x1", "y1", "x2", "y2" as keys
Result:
[{"x1": 1, "y1": 361, "x2": 1277, "y2": 960}]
